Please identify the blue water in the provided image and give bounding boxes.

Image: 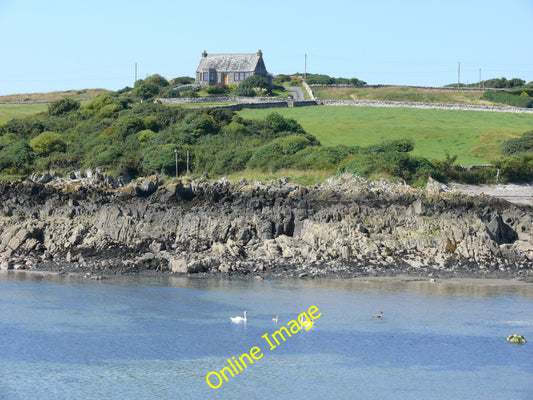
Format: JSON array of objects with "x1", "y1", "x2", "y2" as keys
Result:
[{"x1": 0, "y1": 272, "x2": 532, "y2": 400}]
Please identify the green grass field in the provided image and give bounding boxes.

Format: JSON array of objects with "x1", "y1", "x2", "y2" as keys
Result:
[
  {"x1": 312, "y1": 86, "x2": 494, "y2": 106},
  {"x1": 239, "y1": 106, "x2": 533, "y2": 166},
  {"x1": 0, "y1": 88, "x2": 110, "y2": 122},
  {"x1": 0, "y1": 103, "x2": 48, "y2": 122}
]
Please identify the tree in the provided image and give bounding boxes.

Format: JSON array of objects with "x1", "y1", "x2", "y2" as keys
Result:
[
  {"x1": 236, "y1": 75, "x2": 272, "y2": 96},
  {"x1": 48, "y1": 98, "x2": 80, "y2": 116},
  {"x1": 144, "y1": 74, "x2": 169, "y2": 88},
  {"x1": 133, "y1": 82, "x2": 160, "y2": 100},
  {"x1": 29, "y1": 131, "x2": 67, "y2": 156},
  {"x1": 0, "y1": 140, "x2": 36, "y2": 170}
]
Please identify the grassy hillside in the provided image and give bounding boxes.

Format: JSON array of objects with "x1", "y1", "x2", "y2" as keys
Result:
[
  {"x1": 0, "y1": 89, "x2": 111, "y2": 122},
  {"x1": 239, "y1": 106, "x2": 533, "y2": 166},
  {"x1": 312, "y1": 86, "x2": 496, "y2": 106},
  {"x1": 0, "y1": 88, "x2": 110, "y2": 103},
  {"x1": 0, "y1": 103, "x2": 48, "y2": 122}
]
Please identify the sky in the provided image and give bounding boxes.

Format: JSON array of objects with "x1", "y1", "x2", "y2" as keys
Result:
[{"x1": 0, "y1": 0, "x2": 532, "y2": 95}]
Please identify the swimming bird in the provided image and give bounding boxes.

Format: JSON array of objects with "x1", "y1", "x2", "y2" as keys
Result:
[
  {"x1": 299, "y1": 314, "x2": 314, "y2": 328},
  {"x1": 230, "y1": 311, "x2": 247, "y2": 324},
  {"x1": 272, "y1": 315, "x2": 279, "y2": 323},
  {"x1": 373, "y1": 311, "x2": 383, "y2": 319}
]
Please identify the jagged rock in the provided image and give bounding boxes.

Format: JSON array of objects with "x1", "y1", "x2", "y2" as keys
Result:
[
  {"x1": 169, "y1": 258, "x2": 205, "y2": 274},
  {"x1": 0, "y1": 260, "x2": 13, "y2": 270},
  {"x1": 0, "y1": 175, "x2": 531, "y2": 278},
  {"x1": 131, "y1": 176, "x2": 159, "y2": 196}
]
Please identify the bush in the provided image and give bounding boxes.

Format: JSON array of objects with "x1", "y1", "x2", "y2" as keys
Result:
[
  {"x1": 102, "y1": 115, "x2": 145, "y2": 139},
  {"x1": 144, "y1": 74, "x2": 169, "y2": 88},
  {"x1": 205, "y1": 86, "x2": 229, "y2": 95},
  {"x1": 29, "y1": 131, "x2": 67, "y2": 156},
  {"x1": 247, "y1": 135, "x2": 314, "y2": 171},
  {"x1": 138, "y1": 129, "x2": 155, "y2": 146},
  {"x1": 0, "y1": 140, "x2": 36, "y2": 171},
  {"x1": 171, "y1": 77, "x2": 195, "y2": 85},
  {"x1": 141, "y1": 143, "x2": 181, "y2": 175},
  {"x1": 502, "y1": 131, "x2": 533, "y2": 155},
  {"x1": 361, "y1": 138, "x2": 415, "y2": 154},
  {"x1": 337, "y1": 139, "x2": 440, "y2": 185},
  {"x1": 236, "y1": 75, "x2": 272, "y2": 96},
  {"x1": 265, "y1": 112, "x2": 306, "y2": 135},
  {"x1": 210, "y1": 147, "x2": 254, "y2": 175},
  {"x1": 82, "y1": 95, "x2": 114, "y2": 115},
  {"x1": 305, "y1": 74, "x2": 334, "y2": 85},
  {"x1": 133, "y1": 82, "x2": 160, "y2": 100},
  {"x1": 288, "y1": 145, "x2": 357, "y2": 170},
  {"x1": 481, "y1": 91, "x2": 533, "y2": 108},
  {"x1": 5, "y1": 119, "x2": 44, "y2": 137},
  {"x1": 493, "y1": 154, "x2": 533, "y2": 182},
  {"x1": 0, "y1": 133, "x2": 17, "y2": 150},
  {"x1": 48, "y1": 98, "x2": 80, "y2": 116},
  {"x1": 56, "y1": 98, "x2": 82, "y2": 113},
  {"x1": 93, "y1": 145, "x2": 123, "y2": 166}
]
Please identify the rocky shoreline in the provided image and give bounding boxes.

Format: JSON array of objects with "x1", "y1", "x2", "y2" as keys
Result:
[{"x1": 0, "y1": 174, "x2": 532, "y2": 280}]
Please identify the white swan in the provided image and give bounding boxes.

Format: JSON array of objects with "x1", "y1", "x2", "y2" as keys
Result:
[
  {"x1": 230, "y1": 311, "x2": 247, "y2": 324},
  {"x1": 272, "y1": 315, "x2": 279, "y2": 323},
  {"x1": 373, "y1": 311, "x2": 383, "y2": 319},
  {"x1": 299, "y1": 314, "x2": 314, "y2": 329}
]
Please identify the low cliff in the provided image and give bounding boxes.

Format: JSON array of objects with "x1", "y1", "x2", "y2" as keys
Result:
[{"x1": 0, "y1": 175, "x2": 532, "y2": 279}]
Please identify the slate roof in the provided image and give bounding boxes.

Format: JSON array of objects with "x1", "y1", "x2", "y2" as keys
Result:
[{"x1": 196, "y1": 53, "x2": 260, "y2": 72}]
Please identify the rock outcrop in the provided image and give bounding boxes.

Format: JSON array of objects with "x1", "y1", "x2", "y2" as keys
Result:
[{"x1": 0, "y1": 174, "x2": 532, "y2": 279}]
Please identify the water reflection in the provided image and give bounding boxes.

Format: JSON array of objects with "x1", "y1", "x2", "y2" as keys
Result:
[{"x1": 2, "y1": 270, "x2": 531, "y2": 299}]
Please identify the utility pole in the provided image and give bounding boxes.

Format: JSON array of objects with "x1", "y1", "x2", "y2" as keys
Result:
[
  {"x1": 479, "y1": 68, "x2": 482, "y2": 89},
  {"x1": 174, "y1": 149, "x2": 178, "y2": 178},
  {"x1": 186, "y1": 150, "x2": 190, "y2": 174},
  {"x1": 458, "y1": 61, "x2": 460, "y2": 89},
  {"x1": 304, "y1": 54, "x2": 307, "y2": 81}
]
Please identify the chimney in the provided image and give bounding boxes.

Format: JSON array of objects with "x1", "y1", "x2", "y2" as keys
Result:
[
  {"x1": 257, "y1": 50, "x2": 262, "y2": 57},
  {"x1": 202, "y1": 50, "x2": 207, "y2": 58}
]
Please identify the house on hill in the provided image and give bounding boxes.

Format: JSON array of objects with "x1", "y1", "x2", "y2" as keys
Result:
[{"x1": 195, "y1": 50, "x2": 273, "y2": 87}]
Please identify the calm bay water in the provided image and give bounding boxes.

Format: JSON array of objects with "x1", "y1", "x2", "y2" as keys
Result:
[{"x1": 0, "y1": 271, "x2": 532, "y2": 400}]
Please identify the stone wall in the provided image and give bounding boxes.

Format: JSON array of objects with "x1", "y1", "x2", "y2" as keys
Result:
[
  {"x1": 157, "y1": 96, "x2": 533, "y2": 114},
  {"x1": 157, "y1": 96, "x2": 286, "y2": 104},
  {"x1": 310, "y1": 84, "x2": 506, "y2": 91},
  {"x1": 317, "y1": 99, "x2": 533, "y2": 114}
]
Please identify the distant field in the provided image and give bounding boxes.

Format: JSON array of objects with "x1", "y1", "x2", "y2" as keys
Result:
[
  {"x1": 239, "y1": 106, "x2": 533, "y2": 166},
  {"x1": 0, "y1": 103, "x2": 48, "y2": 121},
  {"x1": 312, "y1": 86, "x2": 497, "y2": 106},
  {"x1": 0, "y1": 88, "x2": 110, "y2": 103},
  {"x1": 0, "y1": 88, "x2": 110, "y2": 121}
]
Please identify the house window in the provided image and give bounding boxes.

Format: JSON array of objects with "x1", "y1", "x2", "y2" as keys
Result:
[
  {"x1": 209, "y1": 71, "x2": 215, "y2": 81},
  {"x1": 234, "y1": 72, "x2": 250, "y2": 81},
  {"x1": 202, "y1": 72, "x2": 208, "y2": 81}
]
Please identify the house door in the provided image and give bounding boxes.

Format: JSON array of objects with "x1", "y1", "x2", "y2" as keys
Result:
[{"x1": 222, "y1": 73, "x2": 228, "y2": 85}]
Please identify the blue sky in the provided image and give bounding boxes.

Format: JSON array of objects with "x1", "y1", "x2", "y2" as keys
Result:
[{"x1": 0, "y1": 0, "x2": 532, "y2": 95}]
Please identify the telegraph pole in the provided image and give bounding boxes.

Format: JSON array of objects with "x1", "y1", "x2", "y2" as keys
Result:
[
  {"x1": 304, "y1": 54, "x2": 307, "y2": 81},
  {"x1": 458, "y1": 61, "x2": 460, "y2": 89},
  {"x1": 174, "y1": 149, "x2": 178, "y2": 178}
]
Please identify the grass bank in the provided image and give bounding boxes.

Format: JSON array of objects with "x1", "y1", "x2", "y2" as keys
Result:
[
  {"x1": 0, "y1": 89, "x2": 111, "y2": 122},
  {"x1": 0, "y1": 103, "x2": 48, "y2": 122},
  {"x1": 311, "y1": 86, "x2": 495, "y2": 106},
  {"x1": 239, "y1": 106, "x2": 533, "y2": 166}
]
